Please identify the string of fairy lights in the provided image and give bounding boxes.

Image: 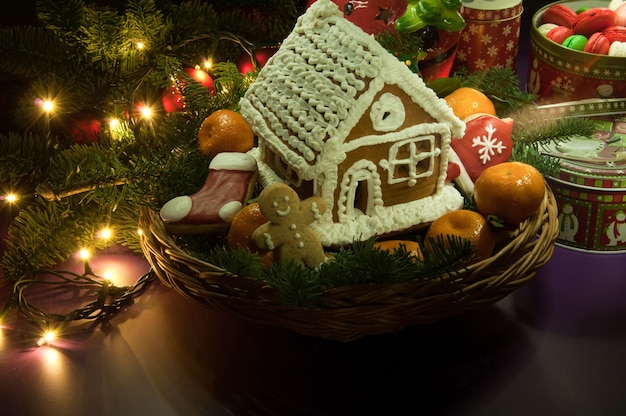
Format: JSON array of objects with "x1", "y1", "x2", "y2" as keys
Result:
[
  {"x1": 0, "y1": 27, "x2": 268, "y2": 347},
  {"x1": 0, "y1": 41, "x2": 175, "y2": 348},
  {"x1": 0, "y1": 192, "x2": 156, "y2": 346}
]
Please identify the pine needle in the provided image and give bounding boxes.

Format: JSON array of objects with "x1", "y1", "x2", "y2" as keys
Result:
[
  {"x1": 455, "y1": 67, "x2": 537, "y2": 116},
  {"x1": 511, "y1": 111, "x2": 597, "y2": 145}
]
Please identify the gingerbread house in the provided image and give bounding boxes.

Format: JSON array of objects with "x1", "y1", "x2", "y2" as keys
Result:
[{"x1": 240, "y1": 0, "x2": 465, "y2": 246}]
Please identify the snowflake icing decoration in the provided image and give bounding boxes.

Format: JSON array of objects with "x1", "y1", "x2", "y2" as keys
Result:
[{"x1": 472, "y1": 123, "x2": 507, "y2": 164}]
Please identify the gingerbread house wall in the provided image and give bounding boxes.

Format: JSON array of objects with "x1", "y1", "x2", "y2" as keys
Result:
[
  {"x1": 241, "y1": 0, "x2": 465, "y2": 245},
  {"x1": 329, "y1": 85, "x2": 444, "y2": 222}
]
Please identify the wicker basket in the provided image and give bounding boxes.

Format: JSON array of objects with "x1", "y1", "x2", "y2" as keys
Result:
[{"x1": 139, "y1": 184, "x2": 559, "y2": 342}]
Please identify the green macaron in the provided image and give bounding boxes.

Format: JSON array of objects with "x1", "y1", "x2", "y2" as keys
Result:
[{"x1": 562, "y1": 34, "x2": 588, "y2": 51}]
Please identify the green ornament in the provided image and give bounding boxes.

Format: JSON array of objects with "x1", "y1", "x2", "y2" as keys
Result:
[{"x1": 395, "y1": 0, "x2": 465, "y2": 33}]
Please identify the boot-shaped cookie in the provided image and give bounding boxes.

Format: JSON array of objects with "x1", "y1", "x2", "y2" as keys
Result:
[{"x1": 160, "y1": 152, "x2": 258, "y2": 234}]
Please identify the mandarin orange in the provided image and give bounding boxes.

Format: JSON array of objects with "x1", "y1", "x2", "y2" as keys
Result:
[
  {"x1": 444, "y1": 87, "x2": 496, "y2": 120},
  {"x1": 197, "y1": 109, "x2": 254, "y2": 156},
  {"x1": 424, "y1": 209, "x2": 496, "y2": 262},
  {"x1": 373, "y1": 240, "x2": 423, "y2": 260},
  {"x1": 473, "y1": 161, "x2": 545, "y2": 225},
  {"x1": 227, "y1": 202, "x2": 274, "y2": 266}
]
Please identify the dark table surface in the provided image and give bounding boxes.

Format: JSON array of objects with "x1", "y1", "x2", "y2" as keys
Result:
[{"x1": 1, "y1": 244, "x2": 626, "y2": 416}]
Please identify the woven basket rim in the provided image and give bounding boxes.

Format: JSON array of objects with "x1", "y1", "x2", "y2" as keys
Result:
[{"x1": 139, "y1": 183, "x2": 560, "y2": 341}]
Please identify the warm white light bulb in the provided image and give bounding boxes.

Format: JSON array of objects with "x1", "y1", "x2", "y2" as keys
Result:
[
  {"x1": 102, "y1": 271, "x2": 115, "y2": 285},
  {"x1": 99, "y1": 227, "x2": 112, "y2": 239},
  {"x1": 42, "y1": 100, "x2": 54, "y2": 113},
  {"x1": 203, "y1": 59, "x2": 212, "y2": 70},
  {"x1": 140, "y1": 106, "x2": 152, "y2": 119},
  {"x1": 37, "y1": 330, "x2": 57, "y2": 346},
  {"x1": 136, "y1": 41, "x2": 145, "y2": 50},
  {"x1": 79, "y1": 248, "x2": 90, "y2": 260},
  {"x1": 4, "y1": 194, "x2": 17, "y2": 202}
]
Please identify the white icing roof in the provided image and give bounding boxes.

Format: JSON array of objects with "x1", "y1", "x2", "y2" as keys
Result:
[{"x1": 240, "y1": 0, "x2": 464, "y2": 181}]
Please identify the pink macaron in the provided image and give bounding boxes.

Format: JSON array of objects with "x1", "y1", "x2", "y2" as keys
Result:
[
  {"x1": 584, "y1": 32, "x2": 611, "y2": 54},
  {"x1": 542, "y1": 4, "x2": 578, "y2": 28},
  {"x1": 546, "y1": 26, "x2": 575, "y2": 44},
  {"x1": 573, "y1": 8, "x2": 618, "y2": 37},
  {"x1": 603, "y1": 25, "x2": 626, "y2": 43}
]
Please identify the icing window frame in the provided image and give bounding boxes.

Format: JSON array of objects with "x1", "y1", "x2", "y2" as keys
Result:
[
  {"x1": 382, "y1": 135, "x2": 441, "y2": 186},
  {"x1": 370, "y1": 92, "x2": 406, "y2": 132}
]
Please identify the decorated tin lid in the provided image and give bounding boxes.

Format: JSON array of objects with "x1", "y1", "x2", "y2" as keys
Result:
[
  {"x1": 461, "y1": 0, "x2": 521, "y2": 11},
  {"x1": 545, "y1": 116, "x2": 626, "y2": 188},
  {"x1": 545, "y1": 115, "x2": 626, "y2": 252}
]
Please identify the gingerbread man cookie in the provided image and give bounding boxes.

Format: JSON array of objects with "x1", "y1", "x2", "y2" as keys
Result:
[{"x1": 252, "y1": 183, "x2": 327, "y2": 268}]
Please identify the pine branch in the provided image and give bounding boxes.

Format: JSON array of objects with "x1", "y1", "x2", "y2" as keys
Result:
[
  {"x1": 455, "y1": 67, "x2": 537, "y2": 116},
  {"x1": 511, "y1": 111, "x2": 597, "y2": 145},
  {"x1": 0, "y1": 26, "x2": 82, "y2": 77},
  {"x1": 36, "y1": 143, "x2": 129, "y2": 196},
  {"x1": 375, "y1": 31, "x2": 426, "y2": 56},
  {"x1": 205, "y1": 245, "x2": 266, "y2": 281},
  {"x1": 35, "y1": 0, "x2": 86, "y2": 42},
  {"x1": 202, "y1": 236, "x2": 475, "y2": 308},
  {"x1": 510, "y1": 143, "x2": 561, "y2": 178},
  {"x1": 2, "y1": 196, "x2": 132, "y2": 282},
  {"x1": 264, "y1": 260, "x2": 325, "y2": 308},
  {"x1": 0, "y1": 132, "x2": 57, "y2": 190},
  {"x1": 163, "y1": 0, "x2": 220, "y2": 48}
]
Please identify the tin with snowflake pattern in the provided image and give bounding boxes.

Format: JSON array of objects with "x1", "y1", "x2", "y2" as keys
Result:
[
  {"x1": 452, "y1": 0, "x2": 523, "y2": 73},
  {"x1": 528, "y1": 1, "x2": 626, "y2": 104}
]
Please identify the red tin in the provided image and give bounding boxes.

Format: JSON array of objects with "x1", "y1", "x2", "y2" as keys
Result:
[
  {"x1": 453, "y1": 0, "x2": 523, "y2": 73},
  {"x1": 528, "y1": 0, "x2": 626, "y2": 104}
]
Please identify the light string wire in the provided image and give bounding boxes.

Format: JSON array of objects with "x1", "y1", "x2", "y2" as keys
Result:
[{"x1": 1, "y1": 262, "x2": 156, "y2": 341}]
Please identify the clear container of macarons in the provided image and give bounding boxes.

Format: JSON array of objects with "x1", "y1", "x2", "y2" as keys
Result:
[{"x1": 527, "y1": 0, "x2": 626, "y2": 104}]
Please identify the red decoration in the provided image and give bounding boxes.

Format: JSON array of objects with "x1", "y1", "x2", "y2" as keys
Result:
[
  {"x1": 184, "y1": 67, "x2": 214, "y2": 92},
  {"x1": 237, "y1": 46, "x2": 280, "y2": 74},
  {"x1": 452, "y1": 1, "x2": 523, "y2": 73},
  {"x1": 69, "y1": 113, "x2": 101, "y2": 144},
  {"x1": 161, "y1": 67, "x2": 215, "y2": 113},
  {"x1": 418, "y1": 29, "x2": 461, "y2": 82},
  {"x1": 162, "y1": 86, "x2": 185, "y2": 113},
  {"x1": 451, "y1": 114, "x2": 514, "y2": 182},
  {"x1": 306, "y1": 0, "x2": 407, "y2": 35},
  {"x1": 445, "y1": 161, "x2": 461, "y2": 182}
]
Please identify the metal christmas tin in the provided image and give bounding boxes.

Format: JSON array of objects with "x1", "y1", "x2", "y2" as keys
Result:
[
  {"x1": 528, "y1": 0, "x2": 626, "y2": 104},
  {"x1": 544, "y1": 114, "x2": 626, "y2": 252},
  {"x1": 453, "y1": 0, "x2": 523, "y2": 72}
]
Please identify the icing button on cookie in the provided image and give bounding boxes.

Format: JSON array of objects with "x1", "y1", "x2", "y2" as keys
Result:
[{"x1": 252, "y1": 183, "x2": 328, "y2": 268}]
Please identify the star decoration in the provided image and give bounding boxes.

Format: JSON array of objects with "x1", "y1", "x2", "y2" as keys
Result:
[{"x1": 375, "y1": 7, "x2": 393, "y2": 24}]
